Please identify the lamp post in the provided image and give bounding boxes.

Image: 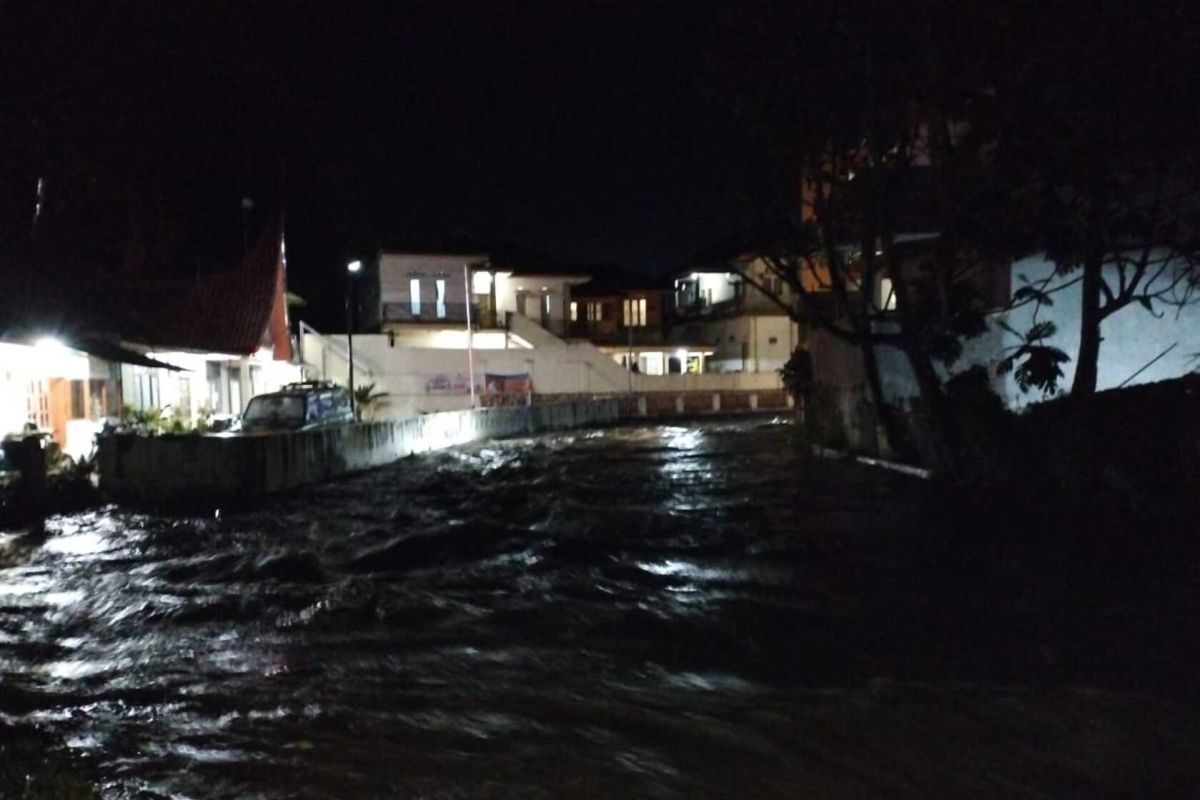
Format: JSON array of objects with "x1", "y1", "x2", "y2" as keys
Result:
[
  {"x1": 463, "y1": 263, "x2": 476, "y2": 407},
  {"x1": 346, "y1": 259, "x2": 362, "y2": 418}
]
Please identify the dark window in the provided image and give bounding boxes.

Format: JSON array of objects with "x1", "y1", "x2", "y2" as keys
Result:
[
  {"x1": 768, "y1": 336, "x2": 778, "y2": 345},
  {"x1": 70, "y1": 380, "x2": 86, "y2": 419}
]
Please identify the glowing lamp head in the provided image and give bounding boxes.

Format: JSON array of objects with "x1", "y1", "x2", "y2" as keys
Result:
[
  {"x1": 347, "y1": 260, "x2": 363, "y2": 274},
  {"x1": 35, "y1": 336, "x2": 66, "y2": 352}
]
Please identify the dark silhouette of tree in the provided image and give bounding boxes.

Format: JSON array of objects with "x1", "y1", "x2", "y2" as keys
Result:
[{"x1": 712, "y1": 1, "x2": 1200, "y2": 469}]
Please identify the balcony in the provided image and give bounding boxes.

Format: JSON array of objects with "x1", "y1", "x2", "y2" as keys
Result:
[
  {"x1": 674, "y1": 296, "x2": 742, "y2": 318},
  {"x1": 383, "y1": 302, "x2": 499, "y2": 328},
  {"x1": 566, "y1": 320, "x2": 665, "y2": 346}
]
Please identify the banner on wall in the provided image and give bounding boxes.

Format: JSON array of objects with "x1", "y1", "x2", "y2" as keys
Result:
[
  {"x1": 484, "y1": 373, "x2": 532, "y2": 395},
  {"x1": 424, "y1": 373, "x2": 475, "y2": 394}
]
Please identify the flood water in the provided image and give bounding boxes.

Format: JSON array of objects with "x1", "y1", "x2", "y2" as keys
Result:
[{"x1": 2, "y1": 419, "x2": 1199, "y2": 798}]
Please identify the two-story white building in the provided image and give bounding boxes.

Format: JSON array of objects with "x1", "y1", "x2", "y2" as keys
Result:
[
  {"x1": 669, "y1": 239, "x2": 803, "y2": 374},
  {"x1": 370, "y1": 238, "x2": 590, "y2": 341}
]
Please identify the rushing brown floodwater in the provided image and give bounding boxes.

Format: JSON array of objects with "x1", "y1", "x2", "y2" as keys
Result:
[{"x1": 2, "y1": 419, "x2": 1199, "y2": 798}]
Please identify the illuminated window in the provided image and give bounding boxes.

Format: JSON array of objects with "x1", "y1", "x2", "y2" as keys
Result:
[
  {"x1": 471, "y1": 270, "x2": 492, "y2": 294},
  {"x1": 623, "y1": 297, "x2": 647, "y2": 327},
  {"x1": 570, "y1": 301, "x2": 578, "y2": 321},
  {"x1": 435, "y1": 279, "x2": 447, "y2": 319},
  {"x1": 410, "y1": 278, "x2": 422, "y2": 316},
  {"x1": 878, "y1": 278, "x2": 897, "y2": 311},
  {"x1": 587, "y1": 302, "x2": 603, "y2": 322}
]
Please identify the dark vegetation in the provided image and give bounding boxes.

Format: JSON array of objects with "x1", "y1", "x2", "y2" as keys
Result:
[{"x1": 718, "y1": 3, "x2": 1200, "y2": 478}]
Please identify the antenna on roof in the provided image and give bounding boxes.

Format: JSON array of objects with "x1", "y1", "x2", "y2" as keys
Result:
[{"x1": 30, "y1": 176, "x2": 44, "y2": 237}]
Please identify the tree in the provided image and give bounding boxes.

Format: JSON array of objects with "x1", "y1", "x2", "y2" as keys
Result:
[
  {"x1": 987, "y1": 6, "x2": 1200, "y2": 395},
  {"x1": 710, "y1": 3, "x2": 1017, "y2": 471},
  {"x1": 712, "y1": 1, "x2": 1200, "y2": 472}
]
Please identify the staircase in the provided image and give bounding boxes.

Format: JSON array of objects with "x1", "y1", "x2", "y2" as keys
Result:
[{"x1": 506, "y1": 312, "x2": 631, "y2": 392}]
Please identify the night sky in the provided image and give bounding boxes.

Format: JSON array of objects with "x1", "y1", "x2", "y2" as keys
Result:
[
  {"x1": 6, "y1": 3, "x2": 1198, "y2": 330},
  {"x1": 3, "y1": 2, "x2": 780, "y2": 326}
]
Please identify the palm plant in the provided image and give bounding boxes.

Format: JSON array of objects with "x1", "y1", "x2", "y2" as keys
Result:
[{"x1": 352, "y1": 382, "x2": 389, "y2": 421}]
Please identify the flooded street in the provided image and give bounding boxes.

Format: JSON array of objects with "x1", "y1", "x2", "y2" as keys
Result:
[{"x1": 2, "y1": 419, "x2": 1198, "y2": 798}]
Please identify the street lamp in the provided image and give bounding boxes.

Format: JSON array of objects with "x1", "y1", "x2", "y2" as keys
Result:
[{"x1": 346, "y1": 260, "x2": 362, "y2": 419}]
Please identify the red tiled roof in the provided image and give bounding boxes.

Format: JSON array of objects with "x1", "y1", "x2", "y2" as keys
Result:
[{"x1": 123, "y1": 214, "x2": 292, "y2": 359}]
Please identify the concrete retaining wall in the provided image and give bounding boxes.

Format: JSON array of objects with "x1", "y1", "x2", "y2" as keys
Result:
[{"x1": 98, "y1": 399, "x2": 622, "y2": 504}]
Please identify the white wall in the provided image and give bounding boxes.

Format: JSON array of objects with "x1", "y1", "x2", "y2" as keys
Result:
[
  {"x1": 302, "y1": 331, "x2": 784, "y2": 419},
  {"x1": 125, "y1": 349, "x2": 300, "y2": 419},
  {"x1": 380, "y1": 255, "x2": 584, "y2": 329},
  {"x1": 862, "y1": 254, "x2": 1200, "y2": 410},
  {"x1": 380, "y1": 254, "x2": 479, "y2": 311},
  {"x1": 494, "y1": 273, "x2": 580, "y2": 324},
  {"x1": 0, "y1": 341, "x2": 96, "y2": 436},
  {"x1": 995, "y1": 255, "x2": 1200, "y2": 406},
  {"x1": 671, "y1": 315, "x2": 797, "y2": 373},
  {"x1": 373, "y1": 328, "x2": 529, "y2": 350}
]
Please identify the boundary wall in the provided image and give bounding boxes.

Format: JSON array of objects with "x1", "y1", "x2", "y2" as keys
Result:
[{"x1": 97, "y1": 395, "x2": 792, "y2": 503}]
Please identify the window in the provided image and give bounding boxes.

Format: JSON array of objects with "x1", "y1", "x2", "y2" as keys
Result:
[
  {"x1": 570, "y1": 301, "x2": 578, "y2": 322},
  {"x1": 229, "y1": 367, "x2": 242, "y2": 413},
  {"x1": 623, "y1": 297, "x2": 647, "y2": 327},
  {"x1": 207, "y1": 363, "x2": 222, "y2": 412},
  {"x1": 27, "y1": 380, "x2": 50, "y2": 429},
  {"x1": 878, "y1": 277, "x2": 898, "y2": 311},
  {"x1": 410, "y1": 278, "x2": 422, "y2": 316},
  {"x1": 471, "y1": 269, "x2": 492, "y2": 294},
  {"x1": 135, "y1": 371, "x2": 159, "y2": 409},
  {"x1": 178, "y1": 377, "x2": 192, "y2": 418},
  {"x1": 69, "y1": 379, "x2": 85, "y2": 419},
  {"x1": 586, "y1": 302, "x2": 603, "y2": 322},
  {"x1": 435, "y1": 278, "x2": 447, "y2": 319},
  {"x1": 89, "y1": 379, "x2": 109, "y2": 417},
  {"x1": 768, "y1": 336, "x2": 779, "y2": 345}
]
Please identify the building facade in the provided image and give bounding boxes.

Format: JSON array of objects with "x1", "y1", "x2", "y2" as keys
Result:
[{"x1": 670, "y1": 255, "x2": 802, "y2": 374}]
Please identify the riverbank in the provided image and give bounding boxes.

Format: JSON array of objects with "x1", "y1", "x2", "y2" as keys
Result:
[
  {"x1": 806, "y1": 373, "x2": 1200, "y2": 513},
  {"x1": 95, "y1": 398, "x2": 791, "y2": 506}
]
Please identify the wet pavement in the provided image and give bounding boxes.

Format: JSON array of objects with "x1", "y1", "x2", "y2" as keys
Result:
[{"x1": 1, "y1": 419, "x2": 1198, "y2": 798}]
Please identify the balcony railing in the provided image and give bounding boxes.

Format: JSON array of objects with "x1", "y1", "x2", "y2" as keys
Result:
[
  {"x1": 565, "y1": 320, "x2": 665, "y2": 345},
  {"x1": 674, "y1": 296, "x2": 740, "y2": 317},
  {"x1": 383, "y1": 302, "x2": 499, "y2": 327}
]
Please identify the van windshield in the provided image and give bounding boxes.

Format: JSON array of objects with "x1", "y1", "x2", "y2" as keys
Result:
[{"x1": 243, "y1": 395, "x2": 305, "y2": 426}]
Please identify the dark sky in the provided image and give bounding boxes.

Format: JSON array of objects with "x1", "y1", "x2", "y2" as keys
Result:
[
  {"x1": 9, "y1": 2, "x2": 1195, "y2": 330},
  {"x1": 3, "y1": 1, "x2": 774, "y2": 325}
]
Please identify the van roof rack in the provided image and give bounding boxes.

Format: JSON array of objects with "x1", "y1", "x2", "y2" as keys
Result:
[{"x1": 281, "y1": 380, "x2": 341, "y2": 390}]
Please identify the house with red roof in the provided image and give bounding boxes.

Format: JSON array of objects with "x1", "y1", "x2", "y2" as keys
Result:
[{"x1": 0, "y1": 213, "x2": 300, "y2": 456}]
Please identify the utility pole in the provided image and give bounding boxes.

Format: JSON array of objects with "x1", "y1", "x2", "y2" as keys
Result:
[
  {"x1": 347, "y1": 260, "x2": 362, "y2": 418},
  {"x1": 464, "y1": 263, "x2": 477, "y2": 407}
]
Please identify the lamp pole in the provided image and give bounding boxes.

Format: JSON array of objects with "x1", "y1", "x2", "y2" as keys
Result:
[
  {"x1": 464, "y1": 263, "x2": 476, "y2": 407},
  {"x1": 346, "y1": 259, "x2": 362, "y2": 418}
]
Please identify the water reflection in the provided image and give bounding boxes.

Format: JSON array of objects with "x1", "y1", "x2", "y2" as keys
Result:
[{"x1": 1, "y1": 419, "x2": 1196, "y2": 798}]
